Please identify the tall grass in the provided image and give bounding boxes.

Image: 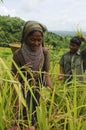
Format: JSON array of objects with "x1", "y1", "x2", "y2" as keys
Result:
[{"x1": 0, "y1": 47, "x2": 86, "y2": 130}]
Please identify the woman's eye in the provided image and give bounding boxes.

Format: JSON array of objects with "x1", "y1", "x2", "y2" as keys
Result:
[{"x1": 30, "y1": 38, "x2": 42, "y2": 43}]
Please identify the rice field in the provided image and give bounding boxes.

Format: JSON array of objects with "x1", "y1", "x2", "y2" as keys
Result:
[{"x1": 0, "y1": 47, "x2": 86, "y2": 130}]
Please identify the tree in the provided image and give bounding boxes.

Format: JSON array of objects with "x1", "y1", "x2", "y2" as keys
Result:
[{"x1": 0, "y1": 16, "x2": 25, "y2": 43}]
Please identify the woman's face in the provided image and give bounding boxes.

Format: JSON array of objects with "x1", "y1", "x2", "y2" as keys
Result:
[{"x1": 25, "y1": 31, "x2": 43, "y2": 51}]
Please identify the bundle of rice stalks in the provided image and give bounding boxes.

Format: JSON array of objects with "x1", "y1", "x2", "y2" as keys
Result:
[{"x1": 75, "y1": 28, "x2": 82, "y2": 38}]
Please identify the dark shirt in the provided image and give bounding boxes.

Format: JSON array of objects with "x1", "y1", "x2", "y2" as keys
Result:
[{"x1": 59, "y1": 50, "x2": 84, "y2": 82}]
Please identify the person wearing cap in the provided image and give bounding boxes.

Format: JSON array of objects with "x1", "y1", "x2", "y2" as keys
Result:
[
  {"x1": 9, "y1": 21, "x2": 53, "y2": 130},
  {"x1": 58, "y1": 36, "x2": 84, "y2": 83}
]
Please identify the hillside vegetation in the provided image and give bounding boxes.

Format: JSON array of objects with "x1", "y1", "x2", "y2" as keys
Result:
[{"x1": 0, "y1": 15, "x2": 72, "y2": 50}]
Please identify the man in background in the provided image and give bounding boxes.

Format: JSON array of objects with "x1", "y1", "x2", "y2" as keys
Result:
[{"x1": 58, "y1": 36, "x2": 84, "y2": 83}]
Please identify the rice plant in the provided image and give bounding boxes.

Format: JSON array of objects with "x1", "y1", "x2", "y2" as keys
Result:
[{"x1": 0, "y1": 47, "x2": 86, "y2": 130}]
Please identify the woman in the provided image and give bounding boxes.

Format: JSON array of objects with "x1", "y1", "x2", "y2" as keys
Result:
[{"x1": 9, "y1": 21, "x2": 53, "y2": 130}]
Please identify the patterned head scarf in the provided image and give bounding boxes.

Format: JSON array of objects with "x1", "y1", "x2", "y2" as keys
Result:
[{"x1": 21, "y1": 20, "x2": 47, "y2": 43}]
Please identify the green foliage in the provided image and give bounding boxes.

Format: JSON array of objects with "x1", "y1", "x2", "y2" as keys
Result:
[
  {"x1": 44, "y1": 32, "x2": 72, "y2": 50},
  {"x1": 0, "y1": 47, "x2": 86, "y2": 130},
  {"x1": 0, "y1": 15, "x2": 25, "y2": 43},
  {"x1": 0, "y1": 15, "x2": 73, "y2": 50}
]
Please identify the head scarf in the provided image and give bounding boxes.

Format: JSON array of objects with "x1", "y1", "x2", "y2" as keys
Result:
[
  {"x1": 21, "y1": 21, "x2": 47, "y2": 80},
  {"x1": 21, "y1": 43, "x2": 44, "y2": 80},
  {"x1": 21, "y1": 20, "x2": 47, "y2": 43}
]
